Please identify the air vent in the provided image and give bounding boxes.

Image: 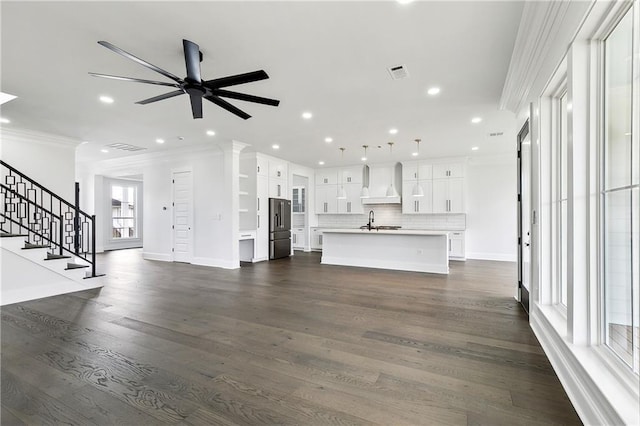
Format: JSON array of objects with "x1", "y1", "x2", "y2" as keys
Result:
[
  {"x1": 488, "y1": 132, "x2": 504, "y2": 137},
  {"x1": 105, "y1": 143, "x2": 147, "y2": 152},
  {"x1": 388, "y1": 65, "x2": 409, "y2": 80}
]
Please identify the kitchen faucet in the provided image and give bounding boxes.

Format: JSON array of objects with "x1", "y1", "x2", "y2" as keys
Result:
[{"x1": 368, "y1": 210, "x2": 375, "y2": 230}]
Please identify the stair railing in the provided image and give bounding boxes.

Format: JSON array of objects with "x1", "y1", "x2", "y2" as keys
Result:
[{"x1": 0, "y1": 160, "x2": 98, "y2": 277}]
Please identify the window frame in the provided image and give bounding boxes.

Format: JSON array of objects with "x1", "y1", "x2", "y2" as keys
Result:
[{"x1": 598, "y1": 3, "x2": 639, "y2": 374}]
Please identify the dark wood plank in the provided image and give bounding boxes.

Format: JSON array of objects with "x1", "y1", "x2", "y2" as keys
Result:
[
  {"x1": 57, "y1": 384, "x2": 160, "y2": 425},
  {"x1": 0, "y1": 249, "x2": 582, "y2": 425},
  {"x1": 0, "y1": 369, "x2": 96, "y2": 425}
]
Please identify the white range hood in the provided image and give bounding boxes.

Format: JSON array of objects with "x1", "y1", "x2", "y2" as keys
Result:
[{"x1": 362, "y1": 162, "x2": 402, "y2": 204}]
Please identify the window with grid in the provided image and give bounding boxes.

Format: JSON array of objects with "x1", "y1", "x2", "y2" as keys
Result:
[{"x1": 111, "y1": 185, "x2": 137, "y2": 239}]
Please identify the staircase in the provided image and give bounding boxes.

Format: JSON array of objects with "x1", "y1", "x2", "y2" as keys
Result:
[{"x1": 0, "y1": 160, "x2": 103, "y2": 305}]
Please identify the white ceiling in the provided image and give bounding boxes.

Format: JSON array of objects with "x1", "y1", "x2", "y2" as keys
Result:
[{"x1": 1, "y1": 1, "x2": 523, "y2": 168}]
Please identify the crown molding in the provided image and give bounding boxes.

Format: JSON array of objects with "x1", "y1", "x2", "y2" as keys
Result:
[
  {"x1": 499, "y1": 1, "x2": 602, "y2": 115},
  {"x1": 0, "y1": 127, "x2": 81, "y2": 149}
]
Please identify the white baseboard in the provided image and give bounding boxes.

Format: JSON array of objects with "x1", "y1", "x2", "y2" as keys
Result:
[
  {"x1": 466, "y1": 251, "x2": 517, "y2": 262},
  {"x1": 531, "y1": 307, "x2": 638, "y2": 426},
  {"x1": 142, "y1": 252, "x2": 171, "y2": 262},
  {"x1": 192, "y1": 257, "x2": 240, "y2": 270}
]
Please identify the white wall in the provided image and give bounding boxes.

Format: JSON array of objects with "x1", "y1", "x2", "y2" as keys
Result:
[
  {"x1": 465, "y1": 154, "x2": 517, "y2": 261},
  {"x1": 77, "y1": 145, "x2": 238, "y2": 269},
  {"x1": 1, "y1": 128, "x2": 78, "y2": 201}
]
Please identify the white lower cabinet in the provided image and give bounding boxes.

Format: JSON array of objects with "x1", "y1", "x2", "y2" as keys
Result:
[
  {"x1": 310, "y1": 228, "x2": 324, "y2": 251},
  {"x1": 448, "y1": 231, "x2": 465, "y2": 260},
  {"x1": 292, "y1": 228, "x2": 305, "y2": 249}
]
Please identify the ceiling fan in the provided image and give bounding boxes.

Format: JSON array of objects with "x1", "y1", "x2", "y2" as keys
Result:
[{"x1": 89, "y1": 39, "x2": 280, "y2": 120}]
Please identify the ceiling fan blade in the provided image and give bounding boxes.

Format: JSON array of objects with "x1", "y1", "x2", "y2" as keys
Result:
[
  {"x1": 212, "y1": 89, "x2": 280, "y2": 106},
  {"x1": 98, "y1": 40, "x2": 182, "y2": 83},
  {"x1": 188, "y1": 94, "x2": 203, "y2": 119},
  {"x1": 204, "y1": 70, "x2": 269, "y2": 89},
  {"x1": 183, "y1": 39, "x2": 201, "y2": 83},
  {"x1": 135, "y1": 89, "x2": 185, "y2": 105},
  {"x1": 89, "y1": 72, "x2": 180, "y2": 88},
  {"x1": 204, "y1": 95, "x2": 251, "y2": 120}
]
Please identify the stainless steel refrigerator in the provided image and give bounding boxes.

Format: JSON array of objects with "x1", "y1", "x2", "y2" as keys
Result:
[{"x1": 269, "y1": 198, "x2": 291, "y2": 259}]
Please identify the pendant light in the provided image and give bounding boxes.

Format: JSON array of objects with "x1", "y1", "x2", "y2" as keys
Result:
[
  {"x1": 360, "y1": 145, "x2": 370, "y2": 198},
  {"x1": 412, "y1": 138, "x2": 425, "y2": 197},
  {"x1": 386, "y1": 142, "x2": 399, "y2": 197},
  {"x1": 337, "y1": 147, "x2": 347, "y2": 199}
]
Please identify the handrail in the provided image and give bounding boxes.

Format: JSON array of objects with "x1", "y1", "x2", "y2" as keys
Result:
[
  {"x1": 0, "y1": 184, "x2": 63, "y2": 222},
  {"x1": 0, "y1": 160, "x2": 93, "y2": 218}
]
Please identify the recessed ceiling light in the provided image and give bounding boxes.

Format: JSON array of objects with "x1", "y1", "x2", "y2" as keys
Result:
[
  {"x1": 318, "y1": 161, "x2": 325, "y2": 165},
  {"x1": 471, "y1": 117, "x2": 482, "y2": 124},
  {"x1": 101, "y1": 149, "x2": 109, "y2": 153},
  {"x1": 412, "y1": 152, "x2": 418, "y2": 156},
  {"x1": 624, "y1": 132, "x2": 632, "y2": 136},
  {"x1": 325, "y1": 137, "x2": 333, "y2": 143},
  {"x1": 389, "y1": 128, "x2": 398, "y2": 135},
  {"x1": 0, "y1": 92, "x2": 17, "y2": 105},
  {"x1": 272, "y1": 144, "x2": 280, "y2": 150},
  {"x1": 80, "y1": 141, "x2": 89, "y2": 145},
  {"x1": 0, "y1": 117, "x2": 10, "y2": 124},
  {"x1": 472, "y1": 146, "x2": 479, "y2": 151},
  {"x1": 396, "y1": 0, "x2": 414, "y2": 4},
  {"x1": 206, "y1": 130, "x2": 215, "y2": 136},
  {"x1": 156, "y1": 138, "x2": 165, "y2": 144},
  {"x1": 99, "y1": 95, "x2": 114, "y2": 104},
  {"x1": 302, "y1": 112, "x2": 313, "y2": 119},
  {"x1": 427, "y1": 87, "x2": 441, "y2": 96},
  {"x1": 361, "y1": 157, "x2": 367, "y2": 162}
]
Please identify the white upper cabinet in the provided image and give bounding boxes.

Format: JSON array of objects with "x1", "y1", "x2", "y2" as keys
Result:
[
  {"x1": 433, "y1": 178, "x2": 464, "y2": 213},
  {"x1": 315, "y1": 184, "x2": 338, "y2": 214},
  {"x1": 432, "y1": 163, "x2": 464, "y2": 179},
  {"x1": 256, "y1": 156, "x2": 268, "y2": 176},
  {"x1": 403, "y1": 162, "x2": 433, "y2": 181},
  {"x1": 316, "y1": 166, "x2": 364, "y2": 214},
  {"x1": 340, "y1": 166, "x2": 363, "y2": 184},
  {"x1": 337, "y1": 183, "x2": 364, "y2": 214},
  {"x1": 269, "y1": 158, "x2": 287, "y2": 180},
  {"x1": 402, "y1": 180, "x2": 433, "y2": 214},
  {"x1": 316, "y1": 168, "x2": 339, "y2": 185}
]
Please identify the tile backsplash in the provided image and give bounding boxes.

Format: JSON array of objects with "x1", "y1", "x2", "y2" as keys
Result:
[{"x1": 316, "y1": 204, "x2": 466, "y2": 230}]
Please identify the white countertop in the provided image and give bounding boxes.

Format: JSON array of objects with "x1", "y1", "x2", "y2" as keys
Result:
[{"x1": 322, "y1": 228, "x2": 449, "y2": 236}]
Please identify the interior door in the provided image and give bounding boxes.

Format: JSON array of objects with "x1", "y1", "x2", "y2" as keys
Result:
[
  {"x1": 517, "y1": 121, "x2": 531, "y2": 314},
  {"x1": 172, "y1": 171, "x2": 192, "y2": 263}
]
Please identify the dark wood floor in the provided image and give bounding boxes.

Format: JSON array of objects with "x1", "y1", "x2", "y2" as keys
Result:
[{"x1": 1, "y1": 250, "x2": 582, "y2": 425}]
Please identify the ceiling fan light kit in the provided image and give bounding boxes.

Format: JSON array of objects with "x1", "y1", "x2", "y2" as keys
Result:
[{"x1": 89, "y1": 39, "x2": 279, "y2": 120}]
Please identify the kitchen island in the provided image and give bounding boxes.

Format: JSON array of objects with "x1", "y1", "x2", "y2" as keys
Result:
[{"x1": 321, "y1": 229, "x2": 450, "y2": 274}]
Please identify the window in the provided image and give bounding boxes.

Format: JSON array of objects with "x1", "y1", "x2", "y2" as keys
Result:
[
  {"x1": 549, "y1": 80, "x2": 569, "y2": 310},
  {"x1": 111, "y1": 184, "x2": 137, "y2": 239},
  {"x1": 602, "y1": 6, "x2": 638, "y2": 373},
  {"x1": 292, "y1": 186, "x2": 305, "y2": 213},
  {"x1": 558, "y1": 91, "x2": 569, "y2": 307}
]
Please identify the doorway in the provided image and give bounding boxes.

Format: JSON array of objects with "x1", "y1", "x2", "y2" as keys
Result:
[
  {"x1": 172, "y1": 170, "x2": 193, "y2": 263},
  {"x1": 517, "y1": 120, "x2": 531, "y2": 314}
]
